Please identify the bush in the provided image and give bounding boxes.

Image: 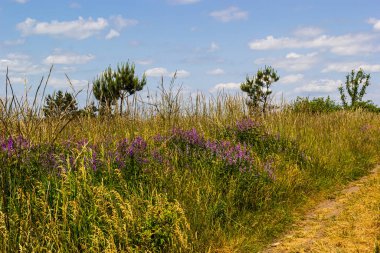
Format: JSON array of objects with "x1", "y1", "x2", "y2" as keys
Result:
[
  {"x1": 351, "y1": 100, "x2": 380, "y2": 113},
  {"x1": 290, "y1": 96, "x2": 341, "y2": 114}
]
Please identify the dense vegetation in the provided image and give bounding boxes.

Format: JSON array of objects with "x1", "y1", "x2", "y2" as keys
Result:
[{"x1": 1, "y1": 66, "x2": 379, "y2": 252}]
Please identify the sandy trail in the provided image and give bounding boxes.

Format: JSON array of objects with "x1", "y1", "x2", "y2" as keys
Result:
[{"x1": 263, "y1": 166, "x2": 380, "y2": 253}]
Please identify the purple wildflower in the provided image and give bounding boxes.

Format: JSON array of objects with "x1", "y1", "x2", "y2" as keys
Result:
[
  {"x1": 264, "y1": 158, "x2": 275, "y2": 180},
  {"x1": 235, "y1": 118, "x2": 260, "y2": 133}
]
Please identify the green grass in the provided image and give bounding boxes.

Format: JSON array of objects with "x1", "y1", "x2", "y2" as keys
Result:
[{"x1": 1, "y1": 91, "x2": 380, "y2": 252}]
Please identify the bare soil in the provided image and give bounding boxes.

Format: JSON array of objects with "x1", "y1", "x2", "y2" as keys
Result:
[{"x1": 263, "y1": 167, "x2": 380, "y2": 253}]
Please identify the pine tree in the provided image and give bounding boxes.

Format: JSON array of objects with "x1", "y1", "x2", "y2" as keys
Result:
[
  {"x1": 240, "y1": 66, "x2": 279, "y2": 114},
  {"x1": 43, "y1": 90, "x2": 78, "y2": 118},
  {"x1": 93, "y1": 63, "x2": 146, "y2": 115}
]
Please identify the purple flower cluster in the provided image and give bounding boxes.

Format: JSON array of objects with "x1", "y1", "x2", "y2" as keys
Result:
[
  {"x1": 205, "y1": 140, "x2": 254, "y2": 172},
  {"x1": 172, "y1": 128, "x2": 205, "y2": 147},
  {"x1": 114, "y1": 136, "x2": 149, "y2": 168},
  {"x1": 234, "y1": 118, "x2": 261, "y2": 133},
  {"x1": 170, "y1": 127, "x2": 255, "y2": 172},
  {"x1": 0, "y1": 118, "x2": 267, "y2": 177},
  {"x1": 116, "y1": 137, "x2": 147, "y2": 158},
  {"x1": 0, "y1": 136, "x2": 29, "y2": 155}
]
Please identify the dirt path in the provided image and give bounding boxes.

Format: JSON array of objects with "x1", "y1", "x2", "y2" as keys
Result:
[{"x1": 263, "y1": 167, "x2": 380, "y2": 253}]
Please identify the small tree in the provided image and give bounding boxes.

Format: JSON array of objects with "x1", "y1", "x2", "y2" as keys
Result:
[
  {"x1": 115, "y1": 62, "x2": 146, "y2": 115},
  {"x1": 240, "y1": 66, "x2": 279, "y2": 114},
  {"x1": 43, "y1": 90, "x2": 78, "y2": 118},
  {"x1": 93, "y1": 63, "x2": 146, "y2": 115},
  {"x1": 338, "y1": 69, "x2": 370, "y2": 108},
  {"x1": 93, "y1": 66, "x2": 119, "y2": 114}
]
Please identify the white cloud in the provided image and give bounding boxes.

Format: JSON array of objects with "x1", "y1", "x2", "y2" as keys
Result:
[
  {"x1": 109, "y1": 15, "x2": 138, "y2": 30},
  {"x1": 145, "y1": 67, "x2": 169, "y2": 77},
  {"x1": 43, "y1": 53, "x2": 95, "y2": 65},
  {"x1": 208, "y1": 42, "x2": 220, "y2": 52},
  {"x1": 210, "y1": 82, "x2": 240, "y2": 92},
  {"x1": 249, "y1": 33, "x2": 378, "y2": 55},
  {"x1": 13, "y1": 0, "x2": 29, "y2": 3},
  {"x1": 145, "y1": 67, "x2": 190, "y2": 78},
  {"x1": 281, "y1": 74, "x2": 304, "y2": 84},
  {"x1": 295, "y1": 79, "x2": 341, "y2": 93},
  {"x1": 17, "y1": 17, "x2": 108, "y2": 40},
  {"x1": 207, "y1": 68, "x2": 225, "y2": 75},
  {"x1": 48, "y1": 77, "x2": 88, "y2": 88},
  {"x1": 0, "y1": 53, "x2": 42, "y2": 74},
  {"x1": 171, "y1": 70, "x2": 190, "y2": 78},
  {"x1": 210, "y1": 6, "x2": 248, "y2": 22},
  {"x1": 368, "y1": 18, "x2": 380, "y2": 31},
  {"x1": 293, "y1": 26, "x2": 324, "y2": 37},
  {"x1": 136, "y1": 59, "x2": 153, "y2": 65},
  {"x1": 286, "y1": 52, "x2": 302, "y2": 59},
  {"x1": 169, "y1": 0, "x2": 201, "y2": 4},
  {"x1": 9, "y1": 76, "x2": 28, "y2": 85},
  {"x1": 105, "y1": 29, "x2": 120, "y2": 40},
  {"x1": 255, "y1": 52, "x2": 318, "y2": 72},
  {"x1": 322, "y1": 62, "x2": 380, "y2": 73}
]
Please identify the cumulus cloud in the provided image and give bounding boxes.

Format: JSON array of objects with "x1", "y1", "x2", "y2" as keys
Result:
[
  {"x1": 249, "y1": 33, "x2": 378, "y2": 55},
  {"x1": 145, "y1": 67, "x2": 169, "y2": 77},
  {"x1": 285, "y1": 52, "x2": 302, "y2": 59},
  {"x1": 293, "y1": 26, "x2": 324, "y2": 37},
  {"x1": 368, "y1": 18, "x2": 380, "y2": 31},
  {"x1": 210, "y1": 82, "x2": 240, "y2": 92},
  {"x1": 210, "y1": 6, "x2": 248, "y2": 22},
  {"x1": 207, "y1": 68, "x2": 225, "y2": 75},
  {"x1": 168, "y1": 0, "x2": 201, "y2": 4},
  {"x1": 43, "y1": 53, "x2": 95, "y2": 65},
  {"x1": 109, "y1": 15, "x2": 138, "y2": 30},
  {"x1": 145, "y1": 67, "x2": 190, "y2": 78},
  {"x1": 172, "y1": 70, "x2": 190, "y2": 78},
  {"x1": 322, "y1": 62, "x2": 380, "y2": 73},
  {"x1": 255, "y1": 52, "x2": 318, "y2": 72},
  {"x1": 17, "y1": 17, "x2": 108, "y2": 40},
  {"x1": 8, "y1": 76, "x2": 28, "y2": 85},
  {"x1": 16, "y1": 15, "x2": 138, "y2": 40},
  {"x1": 105, "y1": 29, "x2": 120, "y2": 40},
  {"x1": 295, "y1": 79, "x2": 341, "y2": 93},
  {"x1": 281, "y1": 74, "x2": 304, "y2": 84},
  {"x1": 0, "y1": 53, "x2": 42, "y2": 74}
]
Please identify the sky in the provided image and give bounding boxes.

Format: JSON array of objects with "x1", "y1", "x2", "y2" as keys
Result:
[{"x1": 1, "y1": 0, "x2": 380, "y2": 106}]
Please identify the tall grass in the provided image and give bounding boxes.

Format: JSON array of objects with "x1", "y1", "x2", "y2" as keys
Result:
[{"x1": 1, "y1": 72, "x2": 380, "y2": 252}]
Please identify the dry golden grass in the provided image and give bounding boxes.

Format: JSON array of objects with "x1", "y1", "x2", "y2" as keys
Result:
[{"x1": 263, "y1": 166, "x2": 380, "y2": 253}]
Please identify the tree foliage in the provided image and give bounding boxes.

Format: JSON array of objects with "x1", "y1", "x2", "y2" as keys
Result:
[
  {"x1": 338, "y1": 69, "x2": 371, "y2": 108},
  {"x1": 43, "y1": 90, "x2": 78, "y2": 118},
  {"x1": 115, "y1": 63, "x2": 146, "y2": 114},
  {"x1": 93, "y1": 66, "x2": 119, "y2": 114},
  {"x1": 290, "y1": 96, "x2": 341, "y2": 114},
  {"x1": 93, "y1": 62, "x2": 146, "y2": 115},
  {"x1": 240, "y1": 66, "x2": 279, "y2": 114}
]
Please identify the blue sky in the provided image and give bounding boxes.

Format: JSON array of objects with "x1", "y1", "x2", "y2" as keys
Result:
[{"x1": 1, "y1": 0, "x2": 380, "y2": 106}]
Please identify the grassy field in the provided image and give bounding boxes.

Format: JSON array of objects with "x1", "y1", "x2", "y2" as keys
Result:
[{"x1": 1, "y1": 91, "x2": 380, "y2": 252}]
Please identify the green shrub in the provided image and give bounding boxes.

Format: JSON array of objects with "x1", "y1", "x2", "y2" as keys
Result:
[
  {"x1": 352, "y1": 100, "x2": 380, "y2": 113},
  {"x1": 290, "y1": 96, "x2": 341, "y2": 114}
]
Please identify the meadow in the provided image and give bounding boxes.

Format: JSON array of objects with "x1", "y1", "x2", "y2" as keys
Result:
[{"x1": 1, "y1": 82, "x2": 380, "y2": 252}]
